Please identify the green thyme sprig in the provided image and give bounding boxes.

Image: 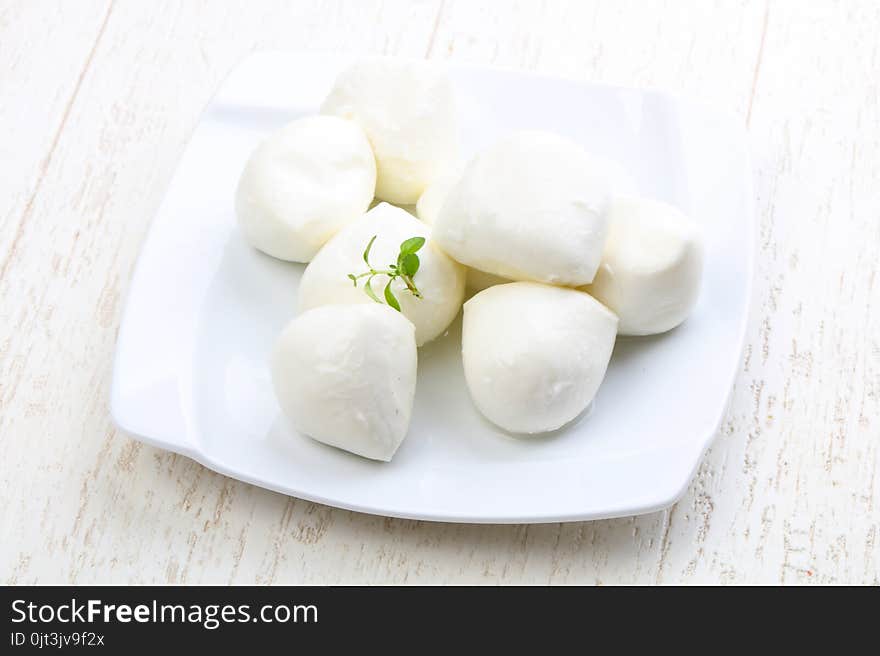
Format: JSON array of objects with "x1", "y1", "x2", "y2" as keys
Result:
[{"x1": 347, "y1": 235, "x2": 425, "y2": 311}]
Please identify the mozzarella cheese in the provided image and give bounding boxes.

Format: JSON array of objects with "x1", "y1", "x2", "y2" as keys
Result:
[
  {"x1": 585, "y1": 197, "x2": 703, "y2": 335},
  {"x1": 432, "y1": 130, "x2": 612, "y2": 286},
  {"x1": 235, "y1": 115, "x2": 376, "y2": 262},
  {"x1": 298, "y1": 203, "x2": 466, "y2": 346},
  {"x1": 416, "y1": 170, "x2": 510, "y2": 295},
  {"x1": 462, "y1": 282, "x2": 618, "y2": 434},
  {"x1": 321, "y1": 57, "x2": 458, "y2": 205},
  {"x1": 415, "y1": 167, "x2": 461, "y2": 225},
  {"x1": 272, "y1": 304, "x2": 417, "y2": 461}
]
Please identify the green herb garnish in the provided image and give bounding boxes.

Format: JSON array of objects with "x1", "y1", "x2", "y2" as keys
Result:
[{"x1": 347, "y1": 235, "x2": 425, "y2": 311}]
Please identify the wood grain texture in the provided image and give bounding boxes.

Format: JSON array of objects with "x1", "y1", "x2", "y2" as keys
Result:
[{"x1": 0, "y1": 0, "x2": 877, "y2": 584}]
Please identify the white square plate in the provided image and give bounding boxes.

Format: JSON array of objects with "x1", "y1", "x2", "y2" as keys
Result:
[{"x1": 112, "y1": 52, "x2": 754, "y2": 523}]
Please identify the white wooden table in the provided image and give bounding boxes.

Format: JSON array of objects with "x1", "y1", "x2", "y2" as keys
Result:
[{"x1": 1, "y1": 0, "x2": 877, "y2": 584}]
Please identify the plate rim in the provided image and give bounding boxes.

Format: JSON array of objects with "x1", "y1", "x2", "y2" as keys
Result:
[{"x1": 110, "y1": 51, "x2": 755, "y2": 524}]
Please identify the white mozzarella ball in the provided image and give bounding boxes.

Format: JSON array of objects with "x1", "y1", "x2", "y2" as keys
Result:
[
  {"x1": 462, "y1": 282, "x2": 618, "y2": 434},
  {"x1": 272, "y1": 304, "x2": 417, "y2": 461},
  {"x1": 433, "y1": 130, "x2": 612, "y2": 286},
  {"x1": 416, "y1": 170, "x2": 510, "y2": 295},
  {"x1": 298, "y1": 203, "x2": 466, "y2": 346},
  {"x1": 415, "y1": 168, "x2": 462, "y2": 225},
  {"x1": 585, "y1": 197, "x2": 703, "y2": 336},
  {"x1": 235, "y1": 115, "x2": 376, "y2": 262},
  {"x1": 321, "y1": 57, "x2": 458, "y2": 205}
]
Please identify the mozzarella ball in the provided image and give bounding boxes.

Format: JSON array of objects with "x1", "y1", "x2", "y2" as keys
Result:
[
  {"x1": 235, "y1": 115, "x2": 375, "y2": 262},
  {"x1": 321, "y1": 57, "x2": 458, "y2": 205},
  {"x1": 462, "y1": 282, "x2": 618, "y2": 434},
  {"x1": 298, "y1": 203, "x2": 466, "y2": 346},
  {"x1": 584, "y1": 197, "x2": 703, "y2": 336},
  {"x1": 416, "y1": 170, "x2": 510, "y2": 295},
  {"x1": 415, "y1": 167, "x2": 461, "y2": 225},
  {"x1": 433, "y1": 130, "x2": 612, "y2": 286},
  {"x1": 272, "y1": 304, "x2": 417, "y2": 461}
]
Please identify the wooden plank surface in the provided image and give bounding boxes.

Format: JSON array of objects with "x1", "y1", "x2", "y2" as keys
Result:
[{"x1": 0, "y1": 0, "x2": 877, "y2": 584}]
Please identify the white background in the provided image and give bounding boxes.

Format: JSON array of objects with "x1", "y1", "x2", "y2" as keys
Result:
[{"x1": 1, "y1": 0, "x2": 877, "y2": 584}]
